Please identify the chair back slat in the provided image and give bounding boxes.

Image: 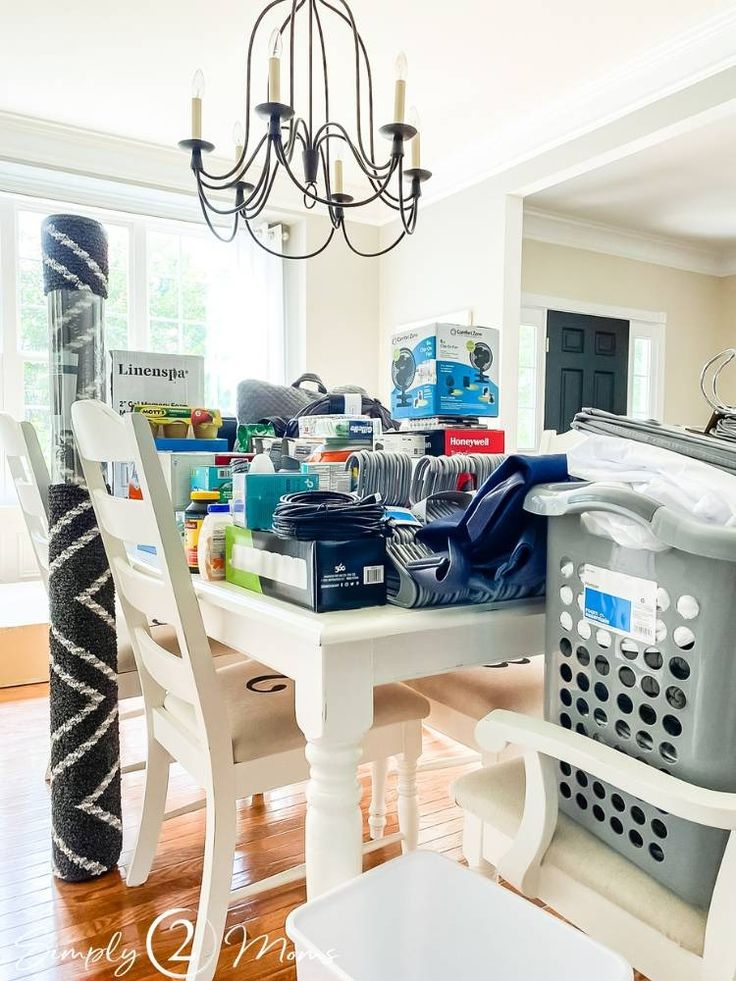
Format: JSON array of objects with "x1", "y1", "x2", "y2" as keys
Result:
[
  {"x1": 134, "y1": 629, "x2": 193, "y2": 703},
  {"x1": 0, "y1": 413, "x2": 50, "y2": 591},
  {"x1": 92, "y1": 489, "x2": 160, "y2": 549},
  {"x1": 72, "y1": 401, "x2": 228, "y2": 754},
  {"x1": 112, "y1": 558, "x2": 178, "y2": 626},
  {"x1": 15, "y1": 479, "x2": 48, "y2": 521}
]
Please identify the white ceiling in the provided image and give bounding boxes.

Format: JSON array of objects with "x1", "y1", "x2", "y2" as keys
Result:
[
  {"x1": 0, "y1": 0, "x2": 732, "y2": 204},
  {"x1": 527, "y1": 112, "x2": 736, "y2": 251}
]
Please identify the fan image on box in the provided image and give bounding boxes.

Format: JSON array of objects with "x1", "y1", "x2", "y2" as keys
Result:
[
  {"x1": 392, "y1": 348, "x2": 417, "y2": 407},
  {"x1": 469, "y1": 341, "x2": 493, "y2": 382}
]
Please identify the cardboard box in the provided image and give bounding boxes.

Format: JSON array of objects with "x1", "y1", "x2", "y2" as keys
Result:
[
  {"x1": 301, "y1": 462, "x2": 353, "y2": 493},
  {"x1": 158, "y1": 452, "x2": 216, "y2": 510},
  {"x1": 232, "y1": 472, "x2": 317, "y2": 530},
  {"x1": 390, "y1": 323, "x2": 500, "y2": 420},
  {"x1": 226, "y1": 525, "x2": 386, "y2": 612},
  {"x1": 109, "y1": 350, "x2": 204, "y2": 416},
  {"x1": 373, "y1": 433, "x2": 427, "y2": 457},
  {"x1": 297, "y1": 415, "x2": 382, "y2": 441},
  {"x1": 191, "y1": 466, "x2": 234, "y2": 500},
  {"x1": 423, "y1": 428, "x2": 505, "y2": 456}
]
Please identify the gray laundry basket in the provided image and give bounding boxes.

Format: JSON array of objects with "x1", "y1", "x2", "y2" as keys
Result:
[{"x1": 525, "y1": 481, "x2": 736, "y2": 909}]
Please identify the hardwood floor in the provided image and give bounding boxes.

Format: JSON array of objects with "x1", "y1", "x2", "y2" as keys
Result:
[{"x1": 0, "y1": 684, "x2": 648, "y2": 981}]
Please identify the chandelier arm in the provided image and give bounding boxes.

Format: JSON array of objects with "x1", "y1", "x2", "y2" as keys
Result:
[
  {"x1": 283, "y1": 117, "x2": 310, "y2": 162},
  {"x1": 197, "y1": 189, "x2": 240, "y2": 242},
  {"x1": 341, "y1": 221, "x2": 406, "y2": 257},
  {"x1": 311, "y1": 0, "x2": 331, "y2": 175},
  {"x1": 197, "y1": 0, "x2": 297, "y2": 182},
  {"x1": 195, "y1": 142, "x2": 274, "y2": 217},
  {"x1": 316, "y1": 144, "x2": 341, "y2": 228},
  {"x1": 313, "y1": 124, "x2": 392, "y2": 174},
  {"x1": 244, "y1": 217, "x2": 336, "y2": 258},
  {"x1": 197, "y1": 133, "x2": 270, "y2": 191},
  {"x1": 288, "y1": 0, "x2": 299, "y2": 110},
  {"x1": 308, "y1": 0, "x2": 314, "y2": 138},
  {"x1": 244, "y1": 160, "x2": 283, "y2": 219},
  {"x1": 397, "y1": 156, "x2": 420, "y2": 234},
  {"x1": 318, "y1": 0, "x2": 378, "y2": 164},
  {"x1": 275, "y1": 136, "x2": 398, "y2": 208}
]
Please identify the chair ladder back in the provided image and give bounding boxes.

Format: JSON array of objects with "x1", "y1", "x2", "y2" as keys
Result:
[
  {"x1": 0, "y1": 413, "x2": 50, "y2": 590},
  {"x1": 72, "y1": 401, "x2": 198, "y2": 701}
]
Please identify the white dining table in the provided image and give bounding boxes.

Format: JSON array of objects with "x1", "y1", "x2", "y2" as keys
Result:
[{"x1": 190, "y1": 577, "x2": 545, "y2": 899}]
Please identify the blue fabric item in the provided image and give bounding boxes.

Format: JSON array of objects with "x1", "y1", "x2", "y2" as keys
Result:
[{"x1": 412, "y1": 454, "x2": 570, "y2": 597}]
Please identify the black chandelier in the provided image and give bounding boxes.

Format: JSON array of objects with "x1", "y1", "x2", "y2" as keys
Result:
[{"x1": 179, "y1": 0, "x2": 431, "y2": 259}]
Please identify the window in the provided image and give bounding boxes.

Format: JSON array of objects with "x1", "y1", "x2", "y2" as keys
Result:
[
  {"x1": 631, "y1": 336, "x2": 652, "y2": 419},
  {"x1": 517, "y1": 321, "x2": 540, "y2": 451},
  {"x1": 1, "y1": 194, "x2": 285, "y2": 483},
  {"x1": 15, "y1": 210, "x2": 130, "y2": 463}
]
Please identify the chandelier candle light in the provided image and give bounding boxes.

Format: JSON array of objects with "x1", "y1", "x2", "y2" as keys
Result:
[{"x1": 179, "y1": 0, "x2": 431, "y2": 259}]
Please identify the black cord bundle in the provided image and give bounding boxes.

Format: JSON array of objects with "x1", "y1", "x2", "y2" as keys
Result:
[{"x1": 272, "y1": 491, "x2": 385, "y2": 541}]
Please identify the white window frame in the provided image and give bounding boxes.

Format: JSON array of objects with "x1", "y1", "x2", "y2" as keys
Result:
[
  {"x1": 0, "y1": 191, "x2": 287, "y2": 579},
  {"x1": 519, "y1": 293, "x2": 666, "y2": 446}
]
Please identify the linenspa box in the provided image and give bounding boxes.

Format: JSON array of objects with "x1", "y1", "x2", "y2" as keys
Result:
[
  {"x1": 285, "y1": 851, "x2": 632, "y2": 981},
  {"x1": 389, "y1": 322, "x2": 500, "y2": 420}
]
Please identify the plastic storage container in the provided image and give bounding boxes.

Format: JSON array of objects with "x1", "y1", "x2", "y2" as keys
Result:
[
  {"x1": 197, "y1": 503, "x2": 232, "y2": 581},
  {"x1": 184, "y1": 490, "x2": 220, "y2": 572},
  {"x1": 525, "y1": 481, "x2": 736, "y2": 909},
  {"x1": 286, "y1": 852, "x2": 630, "y2": 980}
]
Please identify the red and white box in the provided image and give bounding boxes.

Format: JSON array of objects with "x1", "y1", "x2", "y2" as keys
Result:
[{"x1": 424, "y1": 428, "x2": 505, "y2": 456}]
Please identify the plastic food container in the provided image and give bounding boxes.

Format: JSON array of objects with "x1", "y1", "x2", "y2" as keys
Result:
[{"x1": 285, "y1": 851, "x2": 631, "y2": 980}]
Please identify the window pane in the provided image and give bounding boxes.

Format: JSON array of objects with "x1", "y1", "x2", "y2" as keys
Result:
[
  {"x1": 148, "y1": 232, "x2": 180, "y2": 319},
  {"x1": 20, "y1": 302, "x2": 48, "y2": 353},
  {"x1": 149, "y1": 318, "x2": 181, "y2": 354},
  {"x1": 633, "y1": 337, "x2": 651, "y2": 375},
  {"x1": 518, "y1": 408, "x2": 536, "y2": 451},
  {"x1": 23, "y1": 362, "x2": 51, "y2": 462},
  {"x1": 106, "y1": 225, "x2": 129, "y2": 316},
  {"x1": 518, "y1": 366, "x2": 536, "y2": 409},
  {"x1": 632, "y1": 374, "x2": 649, "y2": 419},
  {"x1": 182, "y1": 321, "x2": 207, "y2": 357},
  {"x1": 18, "y1": 211, "x2": 44, "y2": 261},
  {"x1": 106, "y1": 314, "x2": 128, "y2": 352},
  {"x1": 519, "y1": 323, "x2": 537, "y2": 368}
]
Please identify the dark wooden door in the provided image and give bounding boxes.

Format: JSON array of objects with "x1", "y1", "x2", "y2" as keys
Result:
[{"x1": 544, "y1": 310, "x2": 629, "y2": 433}]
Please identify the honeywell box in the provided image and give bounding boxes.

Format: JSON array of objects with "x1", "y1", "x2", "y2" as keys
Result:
[
  {"x1": 424, "y1": 428, "x2": 505, "y2": 457},
  {"x1": 109, "y1": 350, "x2": 205, "y2": 416},
  {"x1": 390, "y1": 323, "x2": 500, "y2": 420},
  {"x1": 226, "y1": 525, "x2": 387, "y2": 612}
]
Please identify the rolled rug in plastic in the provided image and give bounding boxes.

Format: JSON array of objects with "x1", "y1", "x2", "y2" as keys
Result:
[{"x1": 43, "y1": 214, "x2": 121, "y2": 881}]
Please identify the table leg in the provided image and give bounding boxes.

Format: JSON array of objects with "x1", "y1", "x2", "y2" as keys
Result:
[
  {"x1": 295, "y1": 642, "x2": 374, "y2": 899},
  {"x1": 304, "y1": 737, "x2": 364, "y2": 896}
]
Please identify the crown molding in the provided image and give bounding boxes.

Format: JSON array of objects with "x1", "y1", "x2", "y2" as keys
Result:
[
  {"x1": 396, "y1": 6, "x2": 736, "y2": 215},
  {"x1": 0, "y1": 110, "x2": 383, "y2": 226},
  {"x1": 523, "y1": 207, "x2": 736, "y2": 278}
]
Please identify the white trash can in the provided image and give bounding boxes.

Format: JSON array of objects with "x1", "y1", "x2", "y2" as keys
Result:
[{"x1": 286, "y1": 851, "x2": 632, "y2": 980}]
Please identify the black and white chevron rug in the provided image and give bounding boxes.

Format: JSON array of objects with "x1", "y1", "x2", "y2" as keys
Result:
[{"x1": 48, "y1": 473, "x2": 121, "y2": 880}]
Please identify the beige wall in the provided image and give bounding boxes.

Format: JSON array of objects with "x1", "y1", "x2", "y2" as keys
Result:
[
  {"x1": 522, "y1": 239, "x2": 730, "y2": 427},
  {"x1": 285, "y1": 215, "x2": 381, "y2": 394}
]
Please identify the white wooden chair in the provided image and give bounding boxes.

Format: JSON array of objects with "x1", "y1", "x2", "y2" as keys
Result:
[
  {"x1": 405, "y1": 657, "x2": 545, "y2": 770},
  {"x1": 0, "y1": 411, "x2": 240, "y2": 780},
  {"x1": 454, "y1": 709, "x2": 736, "y2": 981},
  {"x1": 71, "y1": 399, "x2": 430, "y2": 981}
]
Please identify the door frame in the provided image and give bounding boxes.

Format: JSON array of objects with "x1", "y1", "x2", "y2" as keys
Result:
[{"x1": 520, "y1": 293, "x2": 666, "y2": 448}]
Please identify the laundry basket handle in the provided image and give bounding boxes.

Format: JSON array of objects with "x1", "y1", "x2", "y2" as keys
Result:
[
  {"x1": 525, "y1": 481, "x2": 736, "y2": 561},
  {"x1": 524, "y1": 482, "x2": 660, "y2": 526}
]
